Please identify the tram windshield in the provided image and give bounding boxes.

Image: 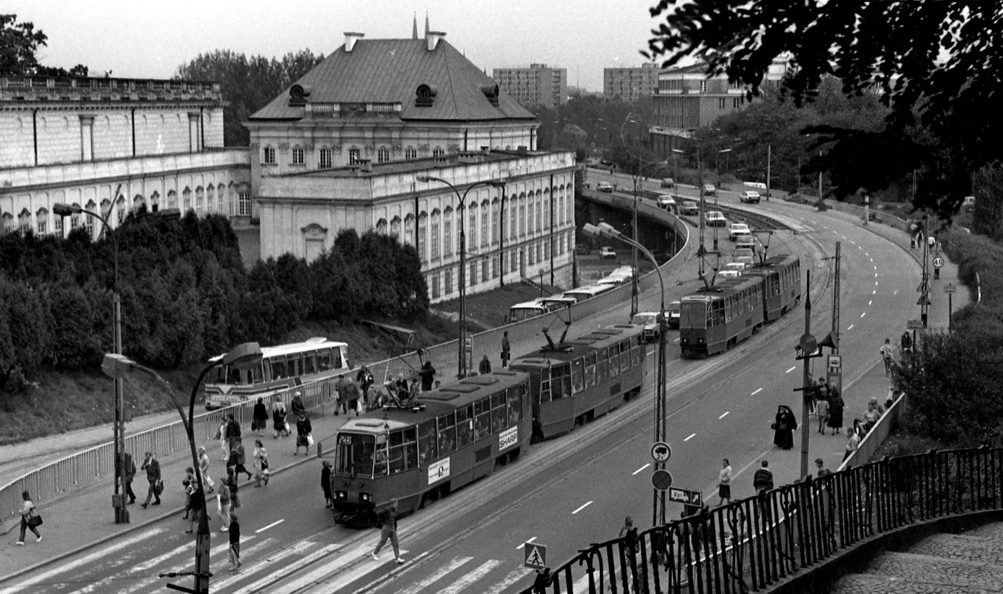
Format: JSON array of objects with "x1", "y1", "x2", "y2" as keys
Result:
[
  {"x1": 335, "y1": 432, "x2": 381, "y2": 477},
  {"x1": 680, "y1": 301, "x2": 708, "y2": 329}
]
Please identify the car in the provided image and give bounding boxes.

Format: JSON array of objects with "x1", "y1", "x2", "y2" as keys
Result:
[
  {"x1": 723, "y1": 262, "x2": 748, "y2": 274},
  {"x1": 597, "y1": 182, "x2": 613, "y2": 193},
  {"x1": 735, "y1": 235, "x2": 757, "y2": 250},
  {"x1": 728, "y1": 223, "x2": 752, "y2": 241},
  {"x1": 740, "y1": 190, "x2": 761, "y2": 204},
  {"x1": 656, "y1": 194, "x2": 676, "y2": 210},
  {"x1": 733, "y1": 247, "x2": 755, "y2": 260},
  {"x1": 703, "y1": 184, "x2": 716, "y2": 196},
  {"x1": 660, "y1": 178, "x2": 675, "y2": 189},
  {"x1": 678, "y1": 201, "x2": 700, "y2": 215},
  {"x1": 667, "y1": 300, "x2": 681, "y2": 329},
  {"x1": 718, "y1": 269, "x2": 742, "y2": 279},
  {"x1": 706, "y1": 210, "x2": 727, "y2": 227},
  {"x1": 631, "y1": 311, "x2": 661, "y2": 342},
  {"x1": 734, "y1": 255, "x2": 755, "y2": 267},
  {"x1": 600, "y1": 246, "x2": 617, "y2": 259}
]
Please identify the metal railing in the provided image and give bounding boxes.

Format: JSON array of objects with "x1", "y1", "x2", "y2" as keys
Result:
[{"x1": 522, "y1": 445, "x2": 1003, "y2": 594}]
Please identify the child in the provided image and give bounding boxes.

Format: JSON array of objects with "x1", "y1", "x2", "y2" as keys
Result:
[{"x1": 228, "y1": 513, "x2": 242, "y2": 571}]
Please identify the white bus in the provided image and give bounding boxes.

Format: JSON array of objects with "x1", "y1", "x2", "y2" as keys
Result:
[
  {"x1": 562, "y1": 284, "x2": 616, "y2": 303},
  {"x1": 204, "y1": 337, "x2": 351, "y2": 409},
  {"x1": 509, "y1": 299, "x2": 551, "y2": 322}
]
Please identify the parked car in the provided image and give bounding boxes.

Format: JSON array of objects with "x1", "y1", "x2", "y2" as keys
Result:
[
  {"x1": 706, "y1": 210, "x2": 727, "y2": 227},
  {"x1": 600, "y1": 246, "x2": 617, "y2": 259},
  {"x1": 678, "y1": 201, "x2": 700, "y2": 216},
  {"x1": 723, "y1": 262, "x2": 748, "y2": 274},
  {"x1": 660, "y1": 178, "x2": 675, "y2": 189},
  {"x1": 597, "y1": 182, "x2": 613, "y2": 193},
  {"x1": 656, "y1": 194, "x2": 676, "y2": 210},
  {"x1": 740, "y1": 190, "x2": 761, "y2": 204},
  {"x1": 703, "y1": 184, "x2": 717, "y2": 196},
  {"x1": 728, "y1": 223, "x2": 752, "y2": 241}
]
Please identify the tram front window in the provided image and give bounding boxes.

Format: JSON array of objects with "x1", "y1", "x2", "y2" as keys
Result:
[
  {"x1": 336, "y1": 432, "x2": 375, "y2": 477},
  {"x1": 680, "y1": 302, "x2": 708, "y2": 329}
]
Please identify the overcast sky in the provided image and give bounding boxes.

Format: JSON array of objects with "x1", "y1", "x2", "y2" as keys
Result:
[{"x1": 6, "y1": 0, "x2": 668, "y2": 92}]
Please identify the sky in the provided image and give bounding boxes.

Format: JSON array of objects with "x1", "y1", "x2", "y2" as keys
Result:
[{"x1": 5, "y1": 0, "x2": 668, "y2": 92}]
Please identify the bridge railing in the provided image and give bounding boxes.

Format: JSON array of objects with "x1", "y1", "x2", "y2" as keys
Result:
[{"x1": 523, "y1": 445, "x2": 1003, "y2": 594}]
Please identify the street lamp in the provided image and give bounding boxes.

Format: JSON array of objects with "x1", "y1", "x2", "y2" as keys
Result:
[
  {"x1": 671, "y1": 148, "x2": 684, "y2": 188},
  {"x1": 716, "y1": 148, "x2": 732, "y2": 185},
  {"x1": 583, "y1": 222, "x2": 668, "y2": 527},
  {"x1": 417, "y1": 175, "x2": 506, "y2": 379},
  {"x1": 53, "y1": 191, "x2": 128, "y2": 525},
  {"x1": 102, "y1": 343, "x2": 262, "y2": 594}
]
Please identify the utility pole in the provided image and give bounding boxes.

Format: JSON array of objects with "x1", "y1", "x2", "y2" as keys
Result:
[
  {"x1": 766, "y1": 144, "x2": 772, "y2": 201},
  {"x1": 697, "y1": 152, "x2": 707, "y2": 284},
  {"x1": 920, "y1": 217, "x2": 930, "y2": 329},
  {"x1": 631, "y1": 152, "x2": 640, "y2": 318},
  {"x1": 832, "y1": 242, "x2": 841, "y2": 354},
  {"x1": 799, "y1": 269, "x2": 812, "y2": 479}
]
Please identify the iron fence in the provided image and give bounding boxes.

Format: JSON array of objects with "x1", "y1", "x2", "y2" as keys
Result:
[{"x1": 522, "y1": 446, "x2": 1003, "y2": 594}]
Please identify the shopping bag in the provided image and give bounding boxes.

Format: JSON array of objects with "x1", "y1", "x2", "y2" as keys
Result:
[
  {"x1": 307, "y1": 434, "x2": 315, "y2": 447},
  {"x1": 28, "y1": 513, "x2": 43, "y2": 528}
]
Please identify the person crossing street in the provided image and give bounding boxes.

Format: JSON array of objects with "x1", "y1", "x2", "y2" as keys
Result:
[{"x1": 371, "y1": 501, "x2": 405, "y2": 564}]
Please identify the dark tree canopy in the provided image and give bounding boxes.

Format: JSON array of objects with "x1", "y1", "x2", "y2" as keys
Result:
[
  {"x1": 646, "y1": 0, "x2": 1001, "y2": 217},
  {"x1": 0, "y1": 14, "x2": 87, "y2": 77}
]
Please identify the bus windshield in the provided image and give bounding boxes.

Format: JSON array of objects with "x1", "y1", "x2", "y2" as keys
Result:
[{"x1": 335, "y1": 432, "x2": 377, "y2": 477}]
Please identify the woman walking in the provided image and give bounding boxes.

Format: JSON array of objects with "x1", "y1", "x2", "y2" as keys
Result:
[
  {"x1": 16, "y1": 490, "x2": 41, "y2": 545},
  {"x1": 198, "y1": 446, "x2": 215, "y2": 493},
  {"x1": 217, "y1": 419, "x2": 229, "y2": 462},
  {"x1": 827, "y1": 389, "x2": 845, "y2": 436},
  {"x1": 253, "y1": 440, "x2": 270, "y2": 487},
  {"x1": 227, "y1": 441, "x2": 253, "y2": 481},
  {"x1": 294, "y1": 412, "x2": 313, "y2": 456},
  {"x1": 272, "y1": 401, "x2": 289, "y2": 439},
  {"x1": 772, "y1": 405, "x2": 797, "y2": 450},
  {"x1": 252, "y1": 397, "x2": 269, "y2": 436}
]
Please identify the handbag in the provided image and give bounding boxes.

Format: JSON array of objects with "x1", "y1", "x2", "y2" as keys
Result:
[
  {"x1": 28, "y1": 512, "x2": 43, "y2": 528},
  {"x1": 154, "y1": 479, "x2": 164, "y2": 496},
  {"x1": 307, "y1": 434, "x2": 315, "y2": 447}
]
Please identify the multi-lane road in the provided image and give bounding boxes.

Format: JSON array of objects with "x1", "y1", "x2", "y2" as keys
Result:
[{"x1": 0, "y1": 181, "x2": 919, "y2": 594}]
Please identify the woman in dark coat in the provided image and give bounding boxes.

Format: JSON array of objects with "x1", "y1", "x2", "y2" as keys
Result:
[
  {"x1": 773, "y1": 405, "x2": 797, "y2": 450},
  {"x1": 827, "y1": 388, "x2": 845, "y2": 435},
  {"x1": 252, "y1": 398, "x2": 268, "y2": 435}
]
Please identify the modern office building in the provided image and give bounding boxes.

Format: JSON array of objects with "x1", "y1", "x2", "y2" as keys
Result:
[
  {"x1": 603, "y1": 63, "x2": 660, "y2": 103},
  {"x1": 492, "y1": 64, "x2": 567, "y2": 109}
]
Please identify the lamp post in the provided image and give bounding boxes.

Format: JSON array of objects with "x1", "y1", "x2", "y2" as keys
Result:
[
  {"x1": 716, "y1": 148, "x2": 732, "y2": 186},
  {"x1": 417, "y1": 175, "x2": 505, "y2": 379},
  {"x1": 53, "y1": 192, "x2": 128, "y2": 525},
  {"x1": 102, "y1": 343, "x2": 262, "y2": 594},
  {"x1": 671, "y1": 148, "x2": 684, "y2": 188},
  {"x1": 583, "y1": 222, "x2": 668, "y2": 527}
]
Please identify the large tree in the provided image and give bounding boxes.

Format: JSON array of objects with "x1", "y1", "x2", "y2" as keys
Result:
[
  {"x1": 646, "y1": 0, "x2": 1001, "y2": 217},
  {"x1": 0, "y1": 14, "x2": 87, "y2": 77}
]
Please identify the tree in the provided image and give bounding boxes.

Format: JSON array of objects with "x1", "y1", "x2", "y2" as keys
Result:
[
  {"x1": 646, "y1": 0, "x2": 1001, "y2": 217},
  {"x1": 1, "y1": 14, "x2": 86, "y2": 77}
]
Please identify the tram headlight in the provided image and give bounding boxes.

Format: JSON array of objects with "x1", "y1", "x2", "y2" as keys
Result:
[
  {"x1": 360, "y1": 492, "x2": 373, "y2": 503},
  {"x1": 335, "y1": 490, "x2": 348, "y2": 500}
]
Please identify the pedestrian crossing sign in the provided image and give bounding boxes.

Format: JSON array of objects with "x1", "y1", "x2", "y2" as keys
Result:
[{"x1": 524, "y1": 542, "x2": 548, "y2": 569}]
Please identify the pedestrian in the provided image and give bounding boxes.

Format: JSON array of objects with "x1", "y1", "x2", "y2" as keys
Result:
[
  {"x1": 253, "y1": 439, "x2": 270, "y2": 487},
  {"x1": 228, "y1": 513, "x2": 242, "y2": 571},
  {"x1": 619, "y1": 516, "x2": 639, "y2": 571},
  {"x1": 843, "y1": 427, "x2": 861, "y2": 462},
  {"x1": 418, "y1": 360, "x2": 436, "y2": 391},
  {"x1": 335, "y1": 374, "x2": 349, "y2": 415},
  {"x1": 879, "y1": 338, "x2": 894, "y2": 375},
  {"x1": 772, "y1": 405, "x2": 797, "y2": 450},
  {"x1": 861, "y1": 397, "x2": 882, "y2": 434},
  {"x1": 252, "y1": 398, "x2": 268, "y2": 436},
  {"x1": 216, "y1": 418, "x2": 229, "y2": 461},
  {"x1": 753, "y1": 460, "x2": 774, "y2": 494},
  {"x1": 718, "y1": 458, "x2": 733, "y2": 506},
  {"x1": 225, "y1": 414, "x2": 242, "y2": 453},
  {"x1": 272, "y1": 401, "x2": 290, "y2": 439},
  {"x1": 357, "y1": 365, "x2": 375, "y2": 411},
  {"x1": 291, "y1": 391, "x2": 306, "y2": 418},
  {"x1": 140, "y1": 452, "x2": 162, "y2": 508},
  {"x1": 816, "y1": 395, "x2": 829, "y2": 434},
  {"x1": 501, "y1": 331, "x2": 511, "y2": 369},
  {"x1": 16, "y1": 490, "x2": 42, "y2": 545},
  {"x1": 227, "y1": 440, "x2": 253, "y2": 480},
  {"x1": 217, "y1": 477, "x2": 232, "y2": 531},
  {"x1": 321, "y1": 460, "x2": 333, "y2": 509},
  {"x1": 348, "y1": 378, "x2": 363, "y2": 416},
  {"x1": 198, "y1": 446, "x2": 215, "y2": 493},
  {"x1": 815, "y1": 457, "x2": 832, "y2": 478},
  {"x1": 182, "y1": 467, "x2": 197, "y2": 520},
  {"x1": 121, "y1": 451, "x2": 138, "y2": 504},
  {"x1": 827, "y1": 389, "x2": 845, "y2": 436},
  {"x1": 224, "y1": 467, "x2": 241, "y2": 510},
  {"x1": 186, "y1": 486, "x2": 205, "y2": 535},
  {"x1": 900, "y1": 330, "x2": 912, "y2": 354},
  {"x1": 295, "y1": 412, "x2": 313, "y2": 455},
  {"x1": 371, "y1": 501, "x2": 405, "y2": 564},
  {"x1": 478, "y1": 355, "x2": 492, "y2": 376}
]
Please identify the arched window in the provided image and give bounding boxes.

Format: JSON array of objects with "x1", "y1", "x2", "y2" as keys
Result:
[
  {"x1": 1, "y1": 211, "x2": 14, "y2": 235},
  {"x1": 133, "y1": 194, "x2": 145, "y2": 212},
  {"x1": 536, "y1": 193, "x2": 542, "y2": 233},
  {"x1": 35, "y1": 207, "x2": 48, "y2": 235},
  {"x1": 376, "y1": 218, "x2": 388, "y2": 234},
  {"x1": 116, "y1": 195, "x2": 126, "y2": 225},
  {"x1": 262, "y1": 145, "x2": 276, "y2": 164},
  {"x1": 217, "y1": 184, "x2": 225, "y2": 214},
  {"x1": 377, "y1": 147, "x2": 390, "y2": 164},
  {"x1": 291, "y1": 146, "x2": 305, "y2": 165},
  {"x1": 443, "y1": 207, "x2": 453, "y2": 257},
  {"x1": 195, "y1": 186, "x2": 204, "y2": 215},
  {"x1": 527, "y1": 195, "x2": 534, "y2": 235},
  {"x1": 69, "y1": 203, "x2": 81, "y2": 230},
  {"x1": 480, "y1": 199, "x2": 489, "y2": 248},
  {"x1": 182, "y1": 187, "x2": 192, "y2": 212},
  {"x1": 390, "y1": 216, "x2": 401, "y2": 240},
  {"x1": 85, "y1": 200, "x2": 97, "y2": 237},
  {"x1": 167, "y1": 190, "x2": 178, "y2": 210},
  {"x1": 543, "y1": 190, "x2": 550, "y2": 229},
  {"x1": 150, "y1": 191, "x2": 160, "y2": 213},
  {"x1": 349, "y1": 147, "x2": 360, "y2": 164},
  {"x1": 432, "y1": 146, "x2": 444, "y2": 157},
  {"x1": 519, "y1": 195, "x2": 526, "y2": 237},
  {"x1": 558, "y1": 194, "x2": 564, "y2": 226},
  {"x1": 417, "y1": 212, "x2": 427, "y2": 261},
  {"x1": 404, "y1": 214, "x2": 415, "y2": 246},
  {"x1": 509, "y1": 198, "x2": 517, "y2": 241},
  {"x1": 430, "y1": 209, "x2": 440, "y2": 260},
  {"x1": 206, "y1": 185, "x2": 215, "y2": 213},
  {"x1": 18, "y1": 208, "x2": 31, "y2": 235},
  {"x1": 319, "y1": 147, "x2": 332, "y2": 169}
]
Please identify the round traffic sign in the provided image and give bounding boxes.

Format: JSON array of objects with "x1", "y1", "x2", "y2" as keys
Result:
[
  {"x1": 933, "y1": 256, "x2": 945, "y2": 269},
  {"x1": 650, "y1": 441, "x2": 672, "y2": 463},
  {"x1": 651, "y1": 469, "x2": 673, "y2": 491}
]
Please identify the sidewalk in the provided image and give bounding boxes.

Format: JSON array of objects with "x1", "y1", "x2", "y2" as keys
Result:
[{"x1": 0, "y1": 405, "x2": 352, "y2": 582}]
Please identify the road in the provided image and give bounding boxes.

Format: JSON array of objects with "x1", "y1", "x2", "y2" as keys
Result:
[{"x1": 0, "y1": 191, "x2": 919, "y2": 594}]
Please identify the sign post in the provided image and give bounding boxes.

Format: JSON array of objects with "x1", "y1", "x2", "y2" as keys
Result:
[
  {"x1": 945, "y1": 283, "x2": 956, "y2": 333},
  {"x1": 826, "y1": 354, "x2": 842, "y2": 396}
]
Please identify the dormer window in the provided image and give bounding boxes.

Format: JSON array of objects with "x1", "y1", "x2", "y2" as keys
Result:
[
  {"x1": 288, "y1": 84, "x2": 312, "y2": 106},
  {"x1": 415, "y1": 84, "x2": 437, "y2": 107}
]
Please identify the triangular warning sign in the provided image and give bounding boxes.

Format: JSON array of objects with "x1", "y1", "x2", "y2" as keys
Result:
[
  {"x1": 524, "y1": 543, "x2": 547, "y2": 568},
  {"x1": 917, "y1": 295, "x2": 931, "y2": 306}
]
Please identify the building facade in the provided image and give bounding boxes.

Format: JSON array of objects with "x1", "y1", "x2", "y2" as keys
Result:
[
  {"x1": 603, "y1": 63, "x2": 660, "y2": 103},
  {"x1": 0, "y1": 76, "x2": 250, "y2": 237},
  {"x1": 492, "y1": 64, "x2": 568, "y2": 109}
]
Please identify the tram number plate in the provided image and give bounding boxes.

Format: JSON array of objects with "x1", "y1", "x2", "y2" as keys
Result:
[
  {"x1": 499, "y1": 427, "x2": 518, "y2": 452},
  {"x1": 428, "y1": 458, "x2": 451, "y2": 485}
]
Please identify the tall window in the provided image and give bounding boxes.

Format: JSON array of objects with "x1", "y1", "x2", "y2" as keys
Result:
[
  {"x1": 468, "y1": 204, "x2": 477, "y2": 250},
  {"x1": 377, "y1": 147, "x2": 390, "y2": 163},
  {"x1": 183, "y1": 188, "x2": 192, "y2": 212},
  {"x1": 405, "y1": 146, "x2": 417, "y2": 160},
  {"x1": 116, "y1": 197, "x2": 126, "y2": 224},
  {"x1": 217, "y1": 184, "x2": 225, "y2": 213},
  {"x1": 18, "y1": 209, "x2": 30, "y2": 235},
  {"x1": 404, "y1": 215, "x2": 414, "y2": 246},
  {"x1": 718, "y1": 97, "x2": 726, "y2": 109},
  {"x1": 509, "y1": 202, "x2": 517, "y2": 241},
  {"x1": 430, "y1": 211, "x2": 440, "y2": 260},
  {"x1": 433, "y1": 146, "x2": 444, "y2": 157},
  {"x1": 53, "y1": 214, "x2": 63, "y2": 237},
  {"x1": 319, "y1": 148, "x2": 332, "y2": 169},
  {"x1": 443, "y1": 208, "x2": 452, "y2": 257},
  {"x1": 536, "y1": 200, "x2": 542, "y2": 233},
  {"x1": 417, "y1": 213, "x2": 427, "y2": 261},
  {"x1": 35, "y1": 208, "x2": 48, "y2": 235},
  {"x1": 491, "y1": 199, "x2": 500, "y2": 245},
  {"x1": 349, "y1": 148, "x2": 360, "y2": 164},
  {"x1": 480, "y1": 200, "x2": 489, "y2": 248},
  {"x1": 390, "y1": 216, "x2": 401, "y2": 240},
  {"x1": 168, "y1": 190, "x2": 177, "y2": 210},
  {"x1": 195, "y1": 187, "x2": 204, "y2": 215},
  {"x1": 206, "y1": 186, "x2": 215, "y2": 213},
  {"x1": 263, "y1": 146, "x2": 276, "y2": 164},
  {"x1": 527, "y1": 198, "x2": 534, "y2": 235},
  {"x1": 292, "y1": 146, "x2": 305, "y2": 165},
  {"x1": 80, "y1": 116, "x2": 94, "y2": 161},
  {"x1": 238, "y1": 191, "x2": 251, "y2": 216}
]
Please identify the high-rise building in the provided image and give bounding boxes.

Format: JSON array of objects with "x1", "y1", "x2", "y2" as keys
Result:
[
  {"x1": 492, "y1": 64, "x2": 568, "y2": 109},
  {"x1": 603, "y1": 63, "x2": 660, "y2": 103}
]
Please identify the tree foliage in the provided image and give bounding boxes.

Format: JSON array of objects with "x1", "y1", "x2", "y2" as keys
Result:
[
  {"x1": 0, "y1": 14, "x2": 87, "y2": 77},
  {"x1": 174, "y1": 49, "x2": 325, "y2": 146},
  {"x1": 646, "y1": 0, "x2": 1001, "y2": 218}
]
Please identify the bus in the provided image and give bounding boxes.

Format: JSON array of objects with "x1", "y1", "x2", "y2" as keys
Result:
[
  {"x1": 562, "y1": 284, "x2": 615, "y2": 303},
  {"x1": 509, "y1": 299, "x2": 551, "y2": 322},
  {"x1": 204, "y1": 337, "x2": 351, "y2": 409}
]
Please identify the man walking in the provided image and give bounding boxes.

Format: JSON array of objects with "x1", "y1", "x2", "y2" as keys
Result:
[
  {"x1": 140, "y1": 452, "x2": 162, "y2": 508},
  {"x1": 478, "y1": 355, "x2": 492, "y2": 375},
  {"x1": 371, "y1": 501, "x2": 405, "y2": 564},
  {"x1": 501, "y1": 332, "x2": 511, "y2": 369},
  {"x1": 120, "y1": 452, "x2": 137, "y2": 504},
  {"x1": 753, "y1": 460, "x2": 774, "y2": 495},
  {"x1": 718, "y1": 459, "x2": 732, "y2": 506},
  {"x1": 228, "y1": 513, "x2": 242, "y2": 571},
  {"x1": 225, "y1": 414, "x2": 242, "y2": 453},
  {"x1": 879, "y1": 338, "x2": 894, "y2": 375}
]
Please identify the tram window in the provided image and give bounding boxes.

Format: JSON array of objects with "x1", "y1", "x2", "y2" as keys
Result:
[
  {"x1": 551, "y1": 364, "x2": 571, "y2": 399},
  {"x1": 538, "y1": 369, "x2": 551, "y2": 403},
  {"x1": 711, "y1": 302, "x2": 725, "y2": 326},
  {"x1": 336, "y1": 432, "x2": 375, "y2": 476},
  {"x1": 597, "y1": 348, "x2": 608, "y2": 383},
  {"x1": 388, "y1": 430, "x2": 405, "y2": 475},
  {"x1": 317, "y1": 349, "x2": 332, "y2": 372},
  {"x1": 571, "y1": 359, "x2": 584, "y2": 393},
  {"x1": 507, "y1": 387, "x2": 523, "y2": 425},
  {"x1": 608, "y1": 344, "x2": 620, "y2": 377},
  {"x1": 474, "y1": 399, "x2": 491, "y2": 440},
  {"x1": 417, "y1": 420, "x2": 437, "y2": 466},
  {"x1": 456, "y1": 406, "x2": 472, "y2": 447},
  {"x1": 303, "y1": 352, "x2": 317, "y2": 375},
  {"x1": 492, "y1": 394, "x2": 507, "y2": 431},
  {"x1": 374, "y1": 435, "x2": 389, "y2": 476},
  {"x1": 272, "y1": 357, "x2": 287, "y2": 379},
  {"x1": 584, "y1": 353, "x2": 597, "y2": 389},
  {"x1": 438, "y1": 412, "x2": 456, "y2": 455},
  {"x1": 619, "y1": 340, "x2": 630, "y2": 371},
  {"x1": 631, "y1": 344, "x2": 642, "y2": 368}
]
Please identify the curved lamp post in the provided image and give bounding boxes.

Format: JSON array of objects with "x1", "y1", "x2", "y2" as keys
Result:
[
  {"x1": 583, "y1": 222, "x2": 668, "y2": 527},
  {"x1": 416, "y1": 175, "x2": 506, "y2": 379},
  {"x1": 102, "y1": 343, "x2": 262, "y2": 594}
]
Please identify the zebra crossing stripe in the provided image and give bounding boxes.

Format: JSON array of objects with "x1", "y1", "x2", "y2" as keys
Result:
[
  {"x1": 228, "y1": 543, "x2": 340, "y2": 594},
  {"x1": 483, "y1": 568, "x2": 535, "y2": 594},
  {"x1": 267, "y1": 538, "x2": 412, "y2": 594},
  {"x1": 117, "y1": 536, "x2": 258, "y2": 594},
  {"x1": 396, "y1": 557, "x2": 473, "y2": 594},
  {"x1": 131, "y1": 542, "x2": 193, "y2": 573},
  {"x1": 438, "y1": 559, "x2": 503, "y2": 594}
]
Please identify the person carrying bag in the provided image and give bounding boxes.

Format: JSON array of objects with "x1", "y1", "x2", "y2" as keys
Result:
[{"x1": 17, "y1": 490, "x2": 42, "y2": 545}]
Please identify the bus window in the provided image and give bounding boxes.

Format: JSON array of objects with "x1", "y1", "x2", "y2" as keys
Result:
[
  {"x1": 249, "y1": 363, "x2": 264, "y2": 385},
  {"x1": 571, "y1": 359, "x2": 584, "y2": 393},
  {"x1": 597, "y1": 348, "x2": 608, "y2": 383},
  {"x1": 438, "y1": 412, "x2": 456, "y2": 455},
  {"x1": 456, "y1": 406, "x2": 472, "y2": 448},
  {"x1": 317, "y1": 349, "x2": 332, "y2": 372},
  {"x1": 262, "y1": 359, "x2": 273, "y2": 382},
  {"x1": 226, "y1": 366, "x2": 241, "y2": 385},
  {"x1": 507, "y1": 387, "x2": 523, "y2": 425},
  {"x1": 584, "y1": 353, "x2": 597, "y2": 389},
  {"x1": 209, "y1": 364, "x2": 225, "y2": 384},
  {"x1": 491, "y1": 394, "x2": 507, "y2": 431},
  {"x1": 474, "y1": 399, "x2": 491, "y2": 440},
  {"x1": 303, "y1": 352, "x2": 317, "y2": 375},
  {"x1": 289, "y1": 355, "x2": 303, "y2": 378},
  {"x1": 417, "y1": 419, "x2": 437, "y2": 466},
  {"x1": 272, "y1": 357, "x2": 287, "y2": 380},
  {"x1": 332, "y1": 346, "x2": 345, "y2": 369}
]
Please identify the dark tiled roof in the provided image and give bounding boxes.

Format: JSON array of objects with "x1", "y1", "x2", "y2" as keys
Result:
[{"x1": 250, "y1": 38, "x2": 536, "y2": 122}]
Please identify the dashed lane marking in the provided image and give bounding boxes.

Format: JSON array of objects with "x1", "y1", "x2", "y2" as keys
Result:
[
  {"x1": 572, "y1": 501, "x2": 593, "y2": 515},
  {"x1": 256, "y1": 518, "x2": 285, "y2": 533},
  {"x1": 861, "y1": 312, "x2": 867, "y2": 318},
  {"x1": 516, "y1": 537, "x2": 536, "y2": 550},
  {"x1": 786, "y1": 366, "x2": 797, "y2": 374},
  {"x1": 633, "y1": 463, "x2": 650, "y2": 475},
  {"x1": 685, "y1": 433, "x2": 696, "y2": 442},
  {"x1": 751, "y1": 388, "x2": 762, "y2": 396},
  {"x1": 719, "y1": 411, "x2": 730, "y2": 419},
  {"x1": 848, "y1": 324, "x2": 855, "y2": 331}
]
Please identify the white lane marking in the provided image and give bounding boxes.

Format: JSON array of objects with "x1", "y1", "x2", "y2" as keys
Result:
[
  {"x1": 850, "y1": 240, "x2": 857, "y2": 245},
  {"x1": 874, "y1": 290, "x2": 877, "y2": 295},
  {"x1": 633, "y1": 463, "x2": 651, "y2": 475},
  {"x1": 673, "y1": 337, "x2": 680, "y2": 343},
  {"x1": 439, "y1": 559, "x2": 504, "y2": 594},
  {"x1": 893, "y1": 289, "x2": 899, "y2": 295},
  {"x1": 484, "y1": 569, "x2": 536, "y2": 594},
  {"x1": 719, "y1": 411, "x2": 730, "y2": 419},
  {"x1": 865, "y1": 252, "x2": 870, "y2": 257},
  {"x1": 516, "y1": 537, "x2": 537, "y2": 550},
  {"x1": 868, "y1": 300, "x2": 872, "y2": 306},
  {"x1": 858, "y1": 245, "x2": 862, "y2": 249},
  {"x1": 120, "y1": 536, "x2": 260, "y2": 594},
  {"x1": 228, "y1": 542, "x2": 329, "y2": 594},
  {"x1": 848, "y1": 324, "x2": 855, "y2": 331},
  {"x1": 861, "y1": 312, "x2": 867, "y2": 318},
  {"x1": 319, "y1": 550, "x2": 426, "y2": 594},
  {"x1": 572, "y1": 501, "x2": 593, "y2": 515},
  {"x1": 132, "y1": 542, "x2": 191, "y2": 572},
  {"x1": 875, "y1": 281, "x2": 879, "y2": 286},
  {"x1": 268, "y1": 535, "x2": 414, "y2": 594},
  {"x1": 873, "y1": 265, "x2": 878, "y2": 270},
  {"x1": 0, "y1": 528, "x2": 166, "y2": 592},
  {"x1": 786, "y1": 366, "x2": 797, "y2": 374},
  {"x1": 841, "y1": 235, "x2": 847, "y2": 239},
  {"x1": 685, "y1": 433, "x2": 697, "y2": 442},
  {"x1": 396, "y1": 557, "x2": 474, "y2": 594},
  {"x1": 751, "y1": 388, "x2": 763, "y2": 396},
  {"x1": 256, "y1": 518, "x2": 285, "y2": 533}
]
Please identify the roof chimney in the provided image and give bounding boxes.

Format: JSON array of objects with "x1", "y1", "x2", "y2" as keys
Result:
[
  {"x1": 427, "y1": 31, "x2": 445, "y2": 51},
  {"x1": 344, "y1": 32, "x2": 365, "y2": 52}
]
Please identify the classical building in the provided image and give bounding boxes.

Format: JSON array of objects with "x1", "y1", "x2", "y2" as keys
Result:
[
  {"x1": 248, "y1": 28, "x2": 576, "y2": 302},
  {"x1": 492, "y1": 64, "x2": 568, "y2": 109},
  {"x1": 0, "y1": 76, "x2": 250, "y2": 237},
  {"x1": 649, "y1": 57, "x2": 790, "y2": 157},
  {"x1": 603, "y1": 63, "x2": 660, "y2": 103}
]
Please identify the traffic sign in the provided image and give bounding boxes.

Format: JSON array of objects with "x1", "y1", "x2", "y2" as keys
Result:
[
  {"x1": 944, "y1": 283, "x2": 957, "y2": 294},
  {"x1": 651, "y1": 469, "x2": 673, "y2": 491},
  {"x1": 916, "y1": 280, "x2": 928, "y2": 293},
  {"x1": 907, "y1": 319, "x2": 924, "y2": 330},
  {"x1": 916, "y1": 295, "x2": 932, "y2": 306},
  {"x1": 650, "y1": 442, "x2": 672, "y2": 463},
  {"x1": 668, "y1": 487, "x2": 702, "y2": 506},
  {"x1": 524, "y1": 542, "x2": 547, "y2": 569},
  {"x1": 933, "y1": 256, "x2": 945, "y2": 269}
]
